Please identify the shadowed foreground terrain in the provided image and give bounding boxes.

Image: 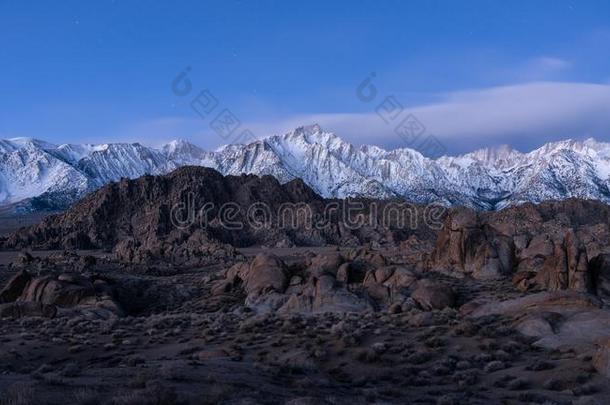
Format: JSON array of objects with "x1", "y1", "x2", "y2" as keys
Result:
[
  {"x1": 2, "y1": 168, "x2": 610, "y2": 404},
  {"x1": 0, "y1": 209, "x2": 53, "y2": 238}
]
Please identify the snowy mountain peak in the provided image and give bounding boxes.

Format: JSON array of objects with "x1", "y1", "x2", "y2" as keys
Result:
[
  {"x1": 2, "y1": 128, "x2": 610, "y2": 211},
  {"x1": 280, "y1": 124, "x2": 338, "y2": 146},
  {"x1": 460, "y1": 144, "x2": 523, "y2": 169},
  {"x1": 468, "y1": 144, "x2": 517, "y2": 161},
  {"x1": 162, "y1": 139, "x2": 198, "y2": 154},
  {"x1": 358, "y1": 144, "x2": 387, "y2": 156},
  {"x1": 163, "y1": 138, "x2": 188, "y2": 148},
  {"x1": 533, "y1": 138, "x2": 610, "y2": 155},
  {"x1": 6, "y1": 137, "x2": 57, "y2": 151},
  {"x1": 293, "y1": 123, "x2": 324, "y2": 136}
]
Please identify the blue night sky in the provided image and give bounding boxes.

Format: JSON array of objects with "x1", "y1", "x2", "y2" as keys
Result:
[{"x1": 1, "y1": 0, "x2": 610, "y2": 154}]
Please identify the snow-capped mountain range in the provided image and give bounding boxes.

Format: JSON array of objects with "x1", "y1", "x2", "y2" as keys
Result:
[{"x1": 2, "y1": 124, "x2": 610, "y2": 212}]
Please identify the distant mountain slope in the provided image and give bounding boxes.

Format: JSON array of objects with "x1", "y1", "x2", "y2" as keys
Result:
[{"x1": 1, "y1": 125, "x2": 610, "y2": 211}]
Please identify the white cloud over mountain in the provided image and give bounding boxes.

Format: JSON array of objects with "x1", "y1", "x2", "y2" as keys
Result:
[
  {"x1": 125, "y1": 81, "x2": 610, "y2": 155},
  {"x1": 287, "y1": 81, "x2": 610, "y2": 154}
]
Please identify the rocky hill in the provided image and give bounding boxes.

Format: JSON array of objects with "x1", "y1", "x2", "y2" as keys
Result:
[{"x1": 0, "y1": 167, "x2": 438, "y2": 265}]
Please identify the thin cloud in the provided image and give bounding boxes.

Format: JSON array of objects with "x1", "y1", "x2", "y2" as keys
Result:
[
  {"x1": 519, "y1": 56, "x2": 572, "y2": 80},
  {"x1": 534, "y1": 56, "x2": 571, "y2": 70},
  {"x1": 251, "y1": 81, "x2": 610, "y2": 154},
  {"x1": 109, "y1": 81, "x2": 610, "y2": 156}
]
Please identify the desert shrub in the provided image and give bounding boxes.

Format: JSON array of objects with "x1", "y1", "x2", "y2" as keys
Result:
[{"x1": 0, "y1": 383, "x2": 35, "y2": 405}]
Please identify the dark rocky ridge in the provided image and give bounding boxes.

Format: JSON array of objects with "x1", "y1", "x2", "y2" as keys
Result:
[{"x1": 0, "y1": 167, "x2": 439, "y2": 265}]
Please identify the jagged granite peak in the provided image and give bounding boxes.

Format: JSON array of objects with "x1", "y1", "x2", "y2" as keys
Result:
[
  {"x1": 0, "y1": 140, "x2": 91, "y2": 208},
  {"x1": 460, "y1": 144, "x2": 524, "y2": 169},
  {"x1": 1, "y1": 127, "x2": 610, "y2": 211}
]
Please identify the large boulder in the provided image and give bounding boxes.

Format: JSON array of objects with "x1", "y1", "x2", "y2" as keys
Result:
[
  {"x1": 215, "y1": 253, "x2": 290, "y2": 312},
  {"x1": 362, "y1": 266, "x2": 418, "y2": 305},
  {"x1": 306, "y1": 252, "x2": 343, "y2": 278},
  {"x1": 242, "y1": 253, "x2": 288, "y2": 296},
  {"x1": 0, "y1": 270, "x2": 31, "y2": 303},
  {"x1": 430, "y1": 208, "x2": 514, "y2": 279},
  {"x1": 467, "y1": 291, "x2": 610, "y2": 351},
  {"x1": 0, "y1": 271, "x2": 123, "y2": 319},
  {"x1": 532, "y1": 230, "x2": 592, "y2": 293},
  {"x1": 278, "y1": 279, "x2": 373, "y2": 314},
  {"x1": 216, "y1": 252, "x2": 376, "y2": 314},
  {"x1": 411, "y1": 279, "x2": 455, "y2": 310},
  {"x1": 18, "y1": 275, "x2": 95, "y2": 306}
]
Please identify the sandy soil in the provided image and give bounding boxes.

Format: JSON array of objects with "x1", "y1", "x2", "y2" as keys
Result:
[{"x1": 0, "y1": 248, "x2": 609, "y2": 404}]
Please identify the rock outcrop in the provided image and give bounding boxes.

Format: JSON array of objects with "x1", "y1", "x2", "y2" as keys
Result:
[
  {"x1": 228, "y1": 253, "x2": 289, "y2": 296},
  {"x1": 430, "y1": 199, "x2": 610, "y2": 297},
  {"x1": 411, "y1": 279, "x2": 455, "y2": 310},
  {"x1": 212, "y1": 250, "x2": 456, "y2": 314},
  {"x1": 0, "y1": 270, "x2": 123, "y2": 319},
  {"x1": 466, "y1": 290, "x2": 610, "y2": 351},
  {"x1": 429, "y1": 207, "x2": 513, "y2": 279},
  {"x1": 0, "y1": 269, "x2": 31, "y2": 303},
  {"x1": 213, "y1": 252, "x2": 371, "y2": 314}
]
